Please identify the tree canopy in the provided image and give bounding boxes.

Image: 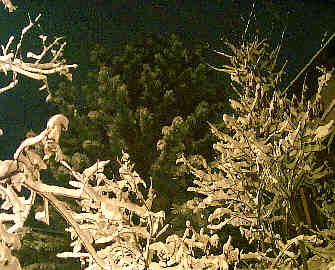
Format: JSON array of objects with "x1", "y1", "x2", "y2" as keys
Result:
[{"x1": 49, "y1": 32, "x2": 233, "y2": 211}]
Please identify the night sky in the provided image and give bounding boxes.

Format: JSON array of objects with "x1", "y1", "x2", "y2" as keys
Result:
[{"x1": 0, "y1": 0, "x2": 335, "y2": 160}]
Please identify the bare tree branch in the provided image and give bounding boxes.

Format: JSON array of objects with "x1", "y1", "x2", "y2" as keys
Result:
[{"x1": 0, "y1": 14, "x2": 78, "y2": 100}]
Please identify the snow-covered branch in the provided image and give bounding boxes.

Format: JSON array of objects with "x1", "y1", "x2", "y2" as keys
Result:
[{"x1": 0, "y1": 14, "x2": 78, "y2": 100}]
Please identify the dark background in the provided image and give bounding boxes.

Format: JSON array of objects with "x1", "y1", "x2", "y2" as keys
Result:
[{"x1": 0, "y1": 0, "x2": 335, "y2": 160}]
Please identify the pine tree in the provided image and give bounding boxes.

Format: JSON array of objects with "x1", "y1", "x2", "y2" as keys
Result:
[{"x1": 49, "y1": 32, "x2": 233, "y2": 216}]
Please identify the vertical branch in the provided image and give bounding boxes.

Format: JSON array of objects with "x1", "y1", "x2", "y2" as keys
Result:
[{"x1": 299, "y1": 187, "x2": 311, "y2": 226}]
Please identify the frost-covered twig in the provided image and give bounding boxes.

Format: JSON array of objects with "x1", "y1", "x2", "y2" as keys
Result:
[{"x1": 0, "y1": 14, "x2": 78, "y2": 99}]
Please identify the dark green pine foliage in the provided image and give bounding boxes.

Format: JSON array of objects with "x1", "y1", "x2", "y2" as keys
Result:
[{"x1": 50, "y1": 32, "x2": 232, "y2": 211}]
